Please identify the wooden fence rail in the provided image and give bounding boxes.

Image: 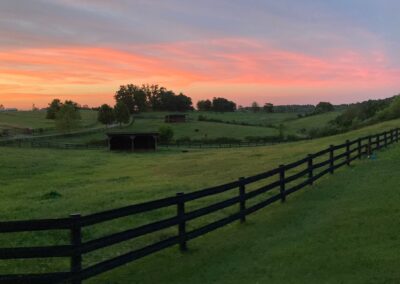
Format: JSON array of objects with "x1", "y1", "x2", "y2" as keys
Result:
[{"x1": 0, "y1": 128, "x2": 399, "y2": 283}]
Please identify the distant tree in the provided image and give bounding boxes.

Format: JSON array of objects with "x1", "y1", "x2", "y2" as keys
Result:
[
  {"x1": 212, "y1": 97, "x2": 236, "y2": 112},
  {"x1": 175, "y1": 93, "x2": 193, "y2": 111},
  {"x1": 0, "y1": 104, "x2": 5, "y2": 110},
  {"x1": 133, "y1": 88, "x2": 148, "y2": 112},
  {"x1": 55, "y1": 103, "x2": 81, "y2": 132},
  {"x1": 98, "y1": 104, "x2": 115, "y2": 126},
  {"x1": 376, "y1": 96, "x2": 400, "y2": 120},
  {"x1": 142, "y1": 84, "x2": 162, "y2": 111},
  {"x1": 159, "y1": 126, "x2": 174, "y2": 143},
  {"x1": 315, "y1": 102, "x2": 334, "y2": 114},
  {"x1": 114, "y1": 102, "x2": 130, "y2": 126},
  {"x1": 115, "y1": 84, "x2": 138, "y2": 114},
  {"x1": 251, "y1": 102, "x2": 261, "y2": 112},
  {"x1": 263, "y1": 103, "x2": 274, "y2": 113},
  {"x1": 197, "y1": 99, "x2": 212, "y2": 111},
  {"x1": 46, "y1": 99, "x2": 62, "y2": 119}
]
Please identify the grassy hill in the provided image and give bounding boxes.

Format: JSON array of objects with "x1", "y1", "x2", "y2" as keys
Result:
[
  {"x1": 0, "y1": 118, "x2": 399, "y2": 282},
  {"x1": 36, "y1": 110, "x2": 341, "y2": 145},
  {"x1": 0, "y1": 110, "x2": 99, "y2": 132}
]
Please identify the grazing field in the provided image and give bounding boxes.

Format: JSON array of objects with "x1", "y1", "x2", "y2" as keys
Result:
[
  {"x1": 41, "y1": 111, "x2": 342, "y2": 145},
  {"x1": 0, "y1": 119, "x2": 399, "y2": 282},
  {"x1": 283, "y1": 111, "x2": 342, "y2": 136},
  {"x1": 0, "y1": 110, "x2": 99, "y2": 131}
]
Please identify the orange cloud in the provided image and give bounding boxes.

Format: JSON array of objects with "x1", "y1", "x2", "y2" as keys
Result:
[{"x1": 0, "y1": 38, "x2": 399, "y2": 109}]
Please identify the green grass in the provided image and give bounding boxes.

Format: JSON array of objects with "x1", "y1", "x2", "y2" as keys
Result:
[
  {"x1": 0, "y1": 110, "x2": 99, "y2": 131},
  {"x1": 118, "y1": 119, "x2": 278, "y2": 139},
  {"x1": 0, "y1": 119, "x2": 399, "y2": 282},
  {"x1": 283, "y1": 111, "x2": 341, "y2": 136}
]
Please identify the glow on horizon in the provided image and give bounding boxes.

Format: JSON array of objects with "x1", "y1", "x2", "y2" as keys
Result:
[{"x1": 0, "y1": 1, "x2": 399, "y2": 109}]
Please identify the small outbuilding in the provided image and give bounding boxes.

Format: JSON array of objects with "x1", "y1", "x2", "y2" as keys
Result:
[
  {"x1": 165, "y1": 114, "x2": 186, "y2": 123},
  {"x1": 107, "y1": 132, "x2": 158, "y2": 151}
]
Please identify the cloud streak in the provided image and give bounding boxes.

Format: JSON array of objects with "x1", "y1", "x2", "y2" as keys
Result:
[{"x1": 1, "y1": 38, "x2": 399, "y2": 108}]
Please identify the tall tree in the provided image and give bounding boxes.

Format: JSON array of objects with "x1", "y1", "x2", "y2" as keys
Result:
[
  {"x1": 114, "y1": 102, "x2": 130, "y2": 126},
  {"x1": 98, "y1": 104, "x2": 115, "y2": 126},
  {"x1": 114, "y1": 85, "x2": 137, "y2": 114},
  {"x1": 46, "y1": 99, "x2": 62, "y2": 119},
  {"x1": 55, "y1": 103, "x2": 81, "y2": 132}
]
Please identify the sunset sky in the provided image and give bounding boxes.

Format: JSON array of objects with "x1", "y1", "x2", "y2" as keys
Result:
[{"x1": 1, "y1": 0, "x2": 399, "y2": 109}]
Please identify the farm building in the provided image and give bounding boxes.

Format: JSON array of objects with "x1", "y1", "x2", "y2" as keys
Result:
[
  {"x1": 165, "y1": 114, "x2": 186, "y2": 123},
  {"x1": 107, "y1": 132, "x2": 158, "y2": 151}
]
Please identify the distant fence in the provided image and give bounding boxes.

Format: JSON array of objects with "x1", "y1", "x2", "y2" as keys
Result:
[
  {"x1": 0, "y1": 128, "x2": 399, "y2": 283},
  {"x1": 0, "y1": 139, "x2": 290, "y2": 150}
]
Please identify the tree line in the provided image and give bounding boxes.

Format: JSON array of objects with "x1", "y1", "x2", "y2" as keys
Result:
[{"x1": 114, "y1": 84, "x2": 193, "y2": 113}]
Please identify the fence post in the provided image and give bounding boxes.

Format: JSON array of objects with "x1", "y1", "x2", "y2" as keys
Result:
[
  {"x1": 376, "y1": 134, "x2": 380, "y2": 150},
  {"x1": 346, "y1": 140, "x2": 350, "y2": 166},
  {"x1": 384, "y1": 131, "x2": 388, "y2": 148},
  {"x1": 396, "y1": 128, "x2": 399, "y2": 143},
  {"x1": 329, "y1": 145, "x2": 334, "y2": 174},
  {"x1": 357, "y1": 138, "x2": 362, "y2": 159},
  {"x1": 368, "y1": 136, "x2": 372, "y2": 156},
  {"x1": 176, "y1": 192, "x2": 187, "y2": 252},
  {"x1": 308, "y1": 154, "x2": 313, "y2": 185},
  {"x1": 70, "y1": 213, "x2": 82, "y2": 284},
  {"x1": 279, "y1": 165, "x2": 286, "y2": 203},
  {"x1": 391, "y1": 129, "x2": 394, "y2": 144},
  {"x1": 239, "y1": 177, "x2": 246, "y2": 223}
]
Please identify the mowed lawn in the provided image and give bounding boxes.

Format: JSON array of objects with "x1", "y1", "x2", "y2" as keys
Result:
[{"x1": 0, "y1": 119, "x2": 400, "y2": 282}]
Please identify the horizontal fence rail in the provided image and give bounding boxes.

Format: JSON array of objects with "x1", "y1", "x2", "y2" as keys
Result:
[{"x1": 0, "y1": 127, "x2": 399, "y2": 283}]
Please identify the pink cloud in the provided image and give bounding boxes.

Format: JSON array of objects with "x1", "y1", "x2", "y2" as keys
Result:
[{"x1": 0, "y1": 38, "x2": 399, "y2": 109}]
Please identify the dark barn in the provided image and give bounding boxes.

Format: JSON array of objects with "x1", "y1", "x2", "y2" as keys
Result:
[
  {"x1": 107, "y1": 132, "x2": 158, "y2": 151},
  {"x1": 165, "y1": 114, "x2": 186, "y2": 123}
]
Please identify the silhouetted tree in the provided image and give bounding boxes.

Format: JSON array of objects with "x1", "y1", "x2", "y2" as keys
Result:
[
  {"x1": 46, "y1": 99, "x2": 62, "y2": 119},
  {"x1": 197, "y1": 99, "x2": 212, "y2": 111},
  {"x1": 98, "y1": 104, "x2": 115, "y2": 126},
  {"x1": 314, "y1": 102, "x2": 334, "y2": 114},
  {"x1": 211, "y1": 97, "x2": 236, "y2": 112},
  {"x1": 263, "y1": 103, "x2": 274, "y2": 113},
  {"x1": 114, "y1": 102, "x2": 130, "y2": 126}
]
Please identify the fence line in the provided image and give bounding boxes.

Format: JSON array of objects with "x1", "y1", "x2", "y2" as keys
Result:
[
  {"x1": 0, "y1": 127, "x2": 399, "y2": 283},
  {"x1": 0, "y1": 139, "x2": 291, "y2": 150}
]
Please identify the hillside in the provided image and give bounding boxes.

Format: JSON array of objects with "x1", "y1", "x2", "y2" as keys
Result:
[{"x1": 1, "y1": 118, "x2": 398, "y2": 281}]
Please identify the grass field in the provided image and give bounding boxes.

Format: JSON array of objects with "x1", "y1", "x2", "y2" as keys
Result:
[
  {"x1": 283, "y1": 111, "x2": 341, "y2": 135},
  {"x1": 0, "y1": 119, "x2": 399, "y2": 282},
  {"x1": 0, "y1": 110, "x2": 99, "y2": 131},
  {"x1": 41, "y1": 110, "x2": 341, "y2": 144}
]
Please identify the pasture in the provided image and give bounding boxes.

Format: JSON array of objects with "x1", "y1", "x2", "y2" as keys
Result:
[
  {"x1": 0, "y1": 118, "x2": 399, "y2": 282},
  {"x1": 0, "y1": 110, "x2": 99, "y2": 132},
  {"x1": 30, "y1": 110, "x2": 342, "y2": 145}
]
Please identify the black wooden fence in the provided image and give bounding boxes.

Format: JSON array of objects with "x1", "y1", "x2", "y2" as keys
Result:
[{"x1": 0, "y1": 128, "x2": 399, "y2": 283}]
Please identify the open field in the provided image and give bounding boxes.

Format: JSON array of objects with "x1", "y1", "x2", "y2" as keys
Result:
[
  {"x1": 38, "y1": 111, "x2": 342, "y2": 145},
  {"x1": 0, "y1": 110, "x2": 99, "y2": 131},
  {"x1": 0, "y1": 119, "x2": 399, "y2": 282},
  {"x1": 283, "y1": 111, "x2": 341, "y2": 135}
]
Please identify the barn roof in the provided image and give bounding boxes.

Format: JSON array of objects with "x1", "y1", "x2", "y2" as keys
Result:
[{"x1": 106, "y1": 132, "x2": 159, "y2": 137}]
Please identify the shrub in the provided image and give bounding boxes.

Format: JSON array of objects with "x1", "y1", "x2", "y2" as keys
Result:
[{"x1": 159, "y1": 126, "x2": 174, "y2": 143}]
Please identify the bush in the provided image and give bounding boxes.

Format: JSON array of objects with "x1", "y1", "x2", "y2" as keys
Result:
[{"x1": 159, "y1": 126, "x2": 174, "y2": 143}]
